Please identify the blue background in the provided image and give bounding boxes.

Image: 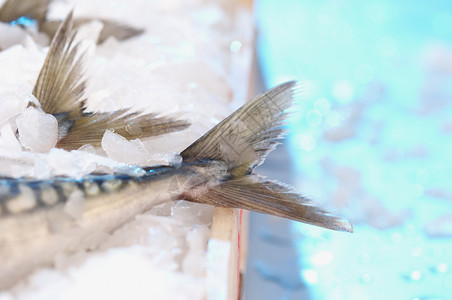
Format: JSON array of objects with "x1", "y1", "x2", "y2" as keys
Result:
[{"x1": 251, "y1": 0, "x2": 452, "y2": 299}]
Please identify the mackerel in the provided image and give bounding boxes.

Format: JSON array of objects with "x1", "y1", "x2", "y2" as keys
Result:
[{"x1": 0, "y1": 12, "x2": 352, "y2": 289}]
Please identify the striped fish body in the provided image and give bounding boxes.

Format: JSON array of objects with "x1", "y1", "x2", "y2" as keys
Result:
[
  {"x1": 0, "y1": 10, "x2": 353, "y2": 290},
  {"x1": 0, "y1": 80, "x2": 352, "y2": 289},
  {"x1": 0, "y1": 163, "x2": 226, "y2": 289}
]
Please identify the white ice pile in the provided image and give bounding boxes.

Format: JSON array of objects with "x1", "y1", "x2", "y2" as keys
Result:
[
  {"x1": 1, "y1": 202, "x2": 214, "y2": 300},
  {"x1": 0, "y1": 20, "x2": 49, "y2": 51},
  {"x1": 16, "y1": 107, "x2": 58, "y2": 153},
  {"x1": 0, "y1": 0, "x2": 252, "y2": 298},
  {"x1": 0, "y1": 0, "x2": 252, "y2": 176}
]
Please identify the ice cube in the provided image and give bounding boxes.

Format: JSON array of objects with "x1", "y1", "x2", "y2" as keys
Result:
[
  {"x1": 0, "y1": 23, "x2": 27, "y2": 51},
  {"x1": 182, "y1": 226, "x2": 209, "y2": 275},
  {"x1": 47, "y1": 148, "x2": 112, "y2": 178},
  {"x1": 0, "y1": 89, "x2": 30, "y2": 126},
  {"x1": 16, "y1": 107, "x2": 58, "y2": 153},
  {"x1": 147, "y1": 152, "x2": 182, "y2": 166},
  {"x1": 182, "y1": 252, "x2": 205, "y2": 276},
  {"x1": 78, "y1": 144, "x2": 96, "y2": 153},
  {"x1": 101, "y1": 130, "x2": 150, "y2": 165},
  {"x1": 0, "y1": 123, "x2": 22, "y2": 153}
]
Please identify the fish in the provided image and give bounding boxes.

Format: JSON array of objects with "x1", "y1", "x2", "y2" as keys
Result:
[
  {"x1": 0, "y1": 0, "x2": 144, "y2": 49},
  {"x1": 29, "y1": 11, "x2": 188, "y2": 150},
  {"x1": 39, "y1": 17, "x2": 145, "y2": 44},
  {"x1": 0, "y1": 0, "x2": 50, "y2": 26},
  {"x1": 0, "y1": 0, "x2": 51, "y2": 51},
  {"x1": 0, "y1": 12, "x2": 353, "y2": 289}
]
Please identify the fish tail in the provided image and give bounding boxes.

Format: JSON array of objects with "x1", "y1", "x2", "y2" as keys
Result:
[
  {"x1": 180, "y1": 82, "x2": 353, "y2": 232},
  {"x1": 0, "y1": 0, "x2": 51, "y2": 24},
  {"x1": 31, "y1": 12, "x2": 189, "y2": 150}
]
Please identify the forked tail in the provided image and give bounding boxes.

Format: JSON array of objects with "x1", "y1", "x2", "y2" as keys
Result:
[
  {"x1": 181, "y1": 82, "x2": 353, "y2": 232},
  {"x1": 30, "y1": 12, "x2": 189, "y2": 150}
]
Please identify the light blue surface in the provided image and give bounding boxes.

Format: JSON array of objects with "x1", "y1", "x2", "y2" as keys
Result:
[{"x1": 256, "y1": 0, "x2": 452, "y2": 299}]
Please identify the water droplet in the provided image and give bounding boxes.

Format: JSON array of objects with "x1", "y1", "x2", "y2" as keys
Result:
[
  {"x1": 410, "y1": 270, "x2": 422, "y2": 281},
  {"x1": 301, "y1": 269, "x2": 318, "y2": 285},
  {"x1": 433, "y1": 263, "x2": 449, "y2": 274},
  {"x1": 333, "y1": 80, "x2": 355, "y2": 103},
  {"x1": 360, "y1": 273, "x2": 373, "y2": 284},
  {"x1": 306, "y1": 110, "x2": 322, "y2": 127},
  {"x1": 390, "y1": 232, "x2": 402, "y2": 244},
  {"x1": 229, "y1": 40, "x2": 242, "y2": 52},
  {"x1": 298, "y1": 134, "x2": 316, "y2": 151},
  {"x1": 359, "y1": 252, "x2": 372, "y2": 264},
  {"x1": 314, "y1": 98, "x2": 331, "y2": 115},
  {"x1": 311, "y1": 250, "x2": 333, "y2": 266},
  {"x1": 324, "y1": 111, "x2": 343, "y2": 128},
  {"x1": 403, "y1": 270, "x2": 424, "y2": 282},
  {"x1": 411, "y1": 247, "x2": 422, "y2": 257}
]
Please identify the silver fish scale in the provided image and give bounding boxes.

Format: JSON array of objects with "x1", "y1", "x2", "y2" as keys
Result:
[
  {"x1": 0, "y1": 177, "x2": 109, "y2": 215},
  {"x1": 0, "y1": 166, "x2": 175, "y2": 216}
]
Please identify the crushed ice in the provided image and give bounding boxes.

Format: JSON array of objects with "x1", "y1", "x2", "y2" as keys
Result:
[{"x1": 0, "y1": 0, "x2": 253, "y2": 297}]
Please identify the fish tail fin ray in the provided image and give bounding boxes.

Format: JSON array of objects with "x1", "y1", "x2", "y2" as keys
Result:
[
  {"x1": 181, "y1": 81, "x2": 300, "y2": 177},
  {"x1": 56, "y1": 110, "x2": 190, "y2": 149},
  {"x1": 0, "y1": 0, "x2": 51, "y2": 24},
  {"x1": 183, "y1": 178, "x2": 353, "y2": 232},
  {"x1": 32, "y1": 12, "x2": 189, "y2": 150},
  {"x1": 39, "y1": 18, "x2": 144, "y2": 44},
  {"x1": 32, "y1": 10, "x2": 87, "y2": 118},
  {"x1": 181, "y1": 81, "x2": 353, "y2": 232}
]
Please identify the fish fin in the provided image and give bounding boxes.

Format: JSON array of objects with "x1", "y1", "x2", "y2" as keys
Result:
[
  {"x1": 40, "y1": 18, "x2": 144, "y2": 44},
  {"x1": 34, "y1": 12, "x2": 187, "y2": 150},
  {"x1": 181, "y1": 81, "x2": 298, "y2": 177},
  {"x1": 96, "y1": 19, "x2": 144, "y2": 43},
  {"x1": 38, "y1": 19, "x2": 60, "y2": 38},
  {"x1": 181, "y1": 81, "x2": 352, "y2": 232},
  {"x1": 183, "y1": 177, "x2": 353, "y2": 233},
  {"x1": 56, "y1": 110, "x2": 190, "y2": 150},
  {"x1": 32, "y1": 11, "x2": 87, "y2": 119},
  {"x1": 0, "y1": 0, "x2": 51, "y2": 24}
]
